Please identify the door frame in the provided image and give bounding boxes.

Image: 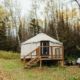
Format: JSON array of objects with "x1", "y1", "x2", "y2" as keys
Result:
[{"x1": 40, "y1": 41, "x2": 49, "y2": 56}]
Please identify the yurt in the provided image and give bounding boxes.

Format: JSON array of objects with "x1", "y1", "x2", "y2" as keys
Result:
[{"x1": 21, "y1": 33, "x2": 63, "y2": 59}]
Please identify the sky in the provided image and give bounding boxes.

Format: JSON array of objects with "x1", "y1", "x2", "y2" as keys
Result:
[
  {"x1": 18, "y1": 0, "x2": 80, "y2": 18},
  {"x1": 0, "y1": 0, "x2": 32, "y2": 16},
  {"x1": 18, "y1": 0, "x2": 32, "y2": 16},
  {"x1": 18, "y1": 0, "x2": 45, "y2": 19}
]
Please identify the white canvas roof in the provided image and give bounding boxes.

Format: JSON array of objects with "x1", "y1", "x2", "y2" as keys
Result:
[{"x1": 22, "y1": 33, "x2": 62, "y2": 45}]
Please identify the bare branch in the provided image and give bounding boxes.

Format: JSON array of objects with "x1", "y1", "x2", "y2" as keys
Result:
[{"x1": 75, "y1": 0, "x2": 80, "y2": 7}]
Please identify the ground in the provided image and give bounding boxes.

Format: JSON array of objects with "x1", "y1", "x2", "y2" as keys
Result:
[{"x1": 0, "y1": 59, "x2": 80, "y2": 80}]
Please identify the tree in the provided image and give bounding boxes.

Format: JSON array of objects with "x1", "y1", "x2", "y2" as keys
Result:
[
  {"x1": 75, "y1": 0, "x2": 80, "y2": 7},
  {"x1": 3, "y1": 0, "x2": 23, "y2": 52},
  {"x1": 0, "y1": 5, "x2": 10, "y2": 50}
]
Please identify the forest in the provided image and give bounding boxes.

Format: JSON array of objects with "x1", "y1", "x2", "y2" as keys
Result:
[{"x1": 0, "y1": 0, "x2": 80, "y2": 58}]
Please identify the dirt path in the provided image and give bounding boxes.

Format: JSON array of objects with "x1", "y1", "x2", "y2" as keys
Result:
[{"x1": 0, "y1": 70, "x2": 9, "y2": 80}]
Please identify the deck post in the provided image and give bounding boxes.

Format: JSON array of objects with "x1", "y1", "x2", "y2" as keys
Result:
[
  {"x1": 40, "y1": 60, "x2": 42, "y2": 68},
  {"x1": 61, "y1": 59, "x2": 64, "y2": 67},
  {"x1": 58, "y1": 60, "x2": 64, "y2": 67},
  {"x1": 24, "y1": 57, "x2": 26, "y2": 68},
  {"x1": 62, "y1": 46, "x2": 64, "y2": 59},
  {"x1": 38, "y1": 46, "x2": 40, "y2": 58},
  {"x1": 61, "y1": 46, "x2": 64, "y2": 67},
  {"x1": 51, "y1": 46, "x2": 53, "y2": 59}
]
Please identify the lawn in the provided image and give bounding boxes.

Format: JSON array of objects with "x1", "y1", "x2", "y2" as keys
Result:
[
  {"x1": 0, "y1": 51, "x2": 80, "y2": 80},
  {"x1": 0, "y1": 59, "x2": 80, "y2": 80}
]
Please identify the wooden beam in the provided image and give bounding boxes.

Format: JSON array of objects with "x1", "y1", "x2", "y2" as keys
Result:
[
  {"x1": 61, "y1": 60, "x2": 64, "y2": 67},
  {"x1": 58, "y1": 48, "x2": 60, "y2": 58},
  {"x1": 40, "y1": 60, "x2": 42, "y2": 68},
  {"x1": 24, "y1": 57, "x2": 27, "y2": 68},
  {"x1": 62, "y1": 46, "x2": 64, "y2": 59},
  {"x1": 38, "y1": 46, "x2": 40, "y2": 58},
  {"x1": 51, "y1": 46, "x2": 53, "y2": 59}
]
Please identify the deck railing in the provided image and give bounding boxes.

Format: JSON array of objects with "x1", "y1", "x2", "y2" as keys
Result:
[
  {"x1": 24, "y1": 47, "x2": 39, "y2": 67},
  {"x1": 37, "y1": 46, "x2": 64, "y2": 59},
  {"x1": 23, "y1": 46, "x2": 64, "y2": 67}
]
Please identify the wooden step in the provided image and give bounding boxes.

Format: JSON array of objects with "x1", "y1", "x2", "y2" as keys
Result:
[
  {"x1": 27, "y1": 59, "x2": 39, "y2": 66},
  {"x1": 26, "y1": 58, "x2": 40, "y2": 67}
]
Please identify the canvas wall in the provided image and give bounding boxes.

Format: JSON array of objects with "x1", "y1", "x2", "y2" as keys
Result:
[
  {"x1": 21, "y1": 42, "x2": 40, "y2": 58},
  {"x1": 49, "y1": 42, "x2": 63, "y2": 57}
]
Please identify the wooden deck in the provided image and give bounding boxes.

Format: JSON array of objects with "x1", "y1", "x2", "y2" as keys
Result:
[{"x1": 23, "y1": 46, "x2": 64, "y2": 68}]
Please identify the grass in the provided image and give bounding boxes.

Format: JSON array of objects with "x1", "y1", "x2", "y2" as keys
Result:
[
  {"x1": 0, "y1": 50, "x2": 20, "y2": 59},
  {"x1": 0, "y1": 51, "x2": 80, "y2": 80}
]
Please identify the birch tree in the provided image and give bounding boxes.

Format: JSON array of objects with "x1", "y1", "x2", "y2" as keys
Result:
[{"x1": 4, "y1": 0, "x2": 22, "y2": 47}]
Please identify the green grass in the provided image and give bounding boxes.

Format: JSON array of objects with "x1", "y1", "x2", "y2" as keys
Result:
[
  {"x1": 0, "y1": 59, "x2": 80, "y2": 80},
  {"x1": 0, "y1": 50, "x2": 20, "y2": 59},
  {"x1": 0, "y1": 51, "x2": 80, "y2": 80}
]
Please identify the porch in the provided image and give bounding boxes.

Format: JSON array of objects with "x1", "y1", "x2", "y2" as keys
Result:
[{"x1": 23, "y1": 46, "x2": 64, "y2": 68}]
